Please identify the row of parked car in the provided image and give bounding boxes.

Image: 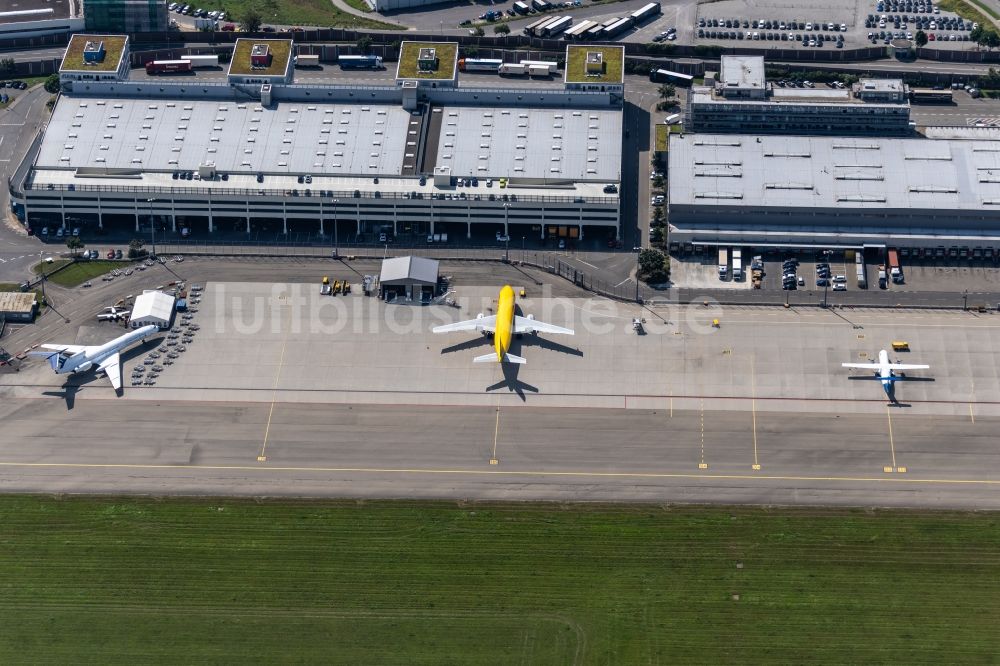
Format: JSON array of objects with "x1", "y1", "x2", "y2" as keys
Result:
[
  {"x1": 168, "y1": 2, "x2": 226, "y2": 21},
  {"x1": 700, "y1": 18, "x2": 848, "y2": 32},
  {"x1": 877, "y1": 0, "x2": 938, "y2": 13},
  {"x1": 0, "y1": 80, "x2": 28, "y2": 90}
]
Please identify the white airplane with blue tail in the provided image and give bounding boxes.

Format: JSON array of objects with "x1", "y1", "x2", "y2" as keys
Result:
[
  {"x1": 29, "y1": 324, "x2": 159, "y2": 392},
  {"x1": 842, "y1": 349, "x2": 929, "y2": 402}
]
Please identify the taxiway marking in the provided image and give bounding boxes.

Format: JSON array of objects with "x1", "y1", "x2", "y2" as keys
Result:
[
  {"x1": 0, "y1": 460, "x2": 998, "y2": 486},
  {"x1": 751, "y1": 353, "x2": 760, "y2": 471},
  {"x1": 257, "y1": 336, "x2": 289, "y2": 462}
]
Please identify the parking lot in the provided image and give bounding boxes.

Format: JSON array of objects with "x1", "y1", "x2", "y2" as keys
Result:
[
  {"x1": 670, "y1": 247, "x2": 1000, "y2": 297},
  {"x1": 693, "y1": 0, "x2": 973, "y2": 50}
]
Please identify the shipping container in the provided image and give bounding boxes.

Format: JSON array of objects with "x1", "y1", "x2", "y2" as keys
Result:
[
  {"x1": 499, "y1": 63, "x2": 528, "y2": 76},
  {"x1": 564, "y1": 19, "x2": 597, "y2": 39},
  {"x1": 294, "y1": 54, "x2": 320, "y2": 67},
  {"x1": 524, "y1": 16, "x2": 556, "y2": 35},
  {"x1": 602, "y1": 16, "x2": 633, "y2": 38},
  {"x1": 338, "y1": 54, "x2": 383, "y2": 70},
  {"x1": 518, "y1": 60, "x2": 558, "y2": 74},
  {"x1": 649, "y1": 68, "x2": 694, "y2": 86},
  {"x1": 541, "y1": 15, "x2": 572, "y2": 36},
  {"x1": 145, "y1": 60, "x2": 192, "y2": 75},
  {"x1": 528, "y1": 64, "x2": 552, "y2": 77},
  {"x1": 630, "y1": 1, "x2": 661, "y2": 25},
  {"x1": 458, "y1": 58, "x2": 503, "y2": 72},
  {"x1": 182, "y1": 54, "x2": 219, "y2": 68},
  {"x1": 888, "y1": 248, "x2": 903, "y2": 283}
]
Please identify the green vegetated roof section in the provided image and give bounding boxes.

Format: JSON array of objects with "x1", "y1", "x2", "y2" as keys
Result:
[
  {"x1": 60, "y1": 34, "x2": 127, "y2": 72},
  {"x1": 565, "y1": 45, "x2": 624, "y2": 84},
  {"x1": 396, "y1": 42, "x2": 458, "y2": 80},
  {"x1": 228, "y1": 39, "x2": 293, "y2": 76},
  {"x1": 655, "y1": 125, "x2": 670, "y2": 151}
]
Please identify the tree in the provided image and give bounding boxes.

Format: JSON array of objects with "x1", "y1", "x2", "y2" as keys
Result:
[
  {"x1": 65, "y1": 236, "x2": 84, "y2": 257},
  {"x1": 493, "y1": 23, "x2": 510, "y2": 35},
  {"x1": 239, "y1": 9, "x2": 262, "y2": 33},
  {"x1": 638, "y1": 248, "x2": 669, "y2": 284},
  {"x1": 0, "y1": 57, "x2": 14, "y2": 78},
  {"x1": 473, "y1": 26, "x2": 485, "y2": 37},
  {"x1": 44, "y1": 73, "x2": 60, "y2": 94},
  {"x1": 356, "y1": 35, "x2": 373, "y2": 54},
  {"x1": 986, "y1": 30, "x2": 1000, "y2": 51},
  {"x1": 915, "y1": 30, "x2": 928, "y2": 47},
  {"x1": 657, "y1": 83, "x2": 676, "y2": 102},
  {"x1": 127, "y1": 238, "x2": 147, "y2": 259}
]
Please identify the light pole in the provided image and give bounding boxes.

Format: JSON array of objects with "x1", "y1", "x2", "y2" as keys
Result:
[
  {"x1": 38, "y1": 249, "x2": 46, "y2": 305},
  {"x1": 521, "y1": 235, "x2": 525, "y2": 263},
  {"x1": 332, "y1": 198, "x2": 339, "y2": 258},
  {"x1": 821, "y1": 249, "x2": 832, "y2": 308},
  {"x1": 146, "y1": 198, "x2": 156, "y2": 258},
  {"x1": 502, "y1": 203, "x2": 511, "y2": 262}
]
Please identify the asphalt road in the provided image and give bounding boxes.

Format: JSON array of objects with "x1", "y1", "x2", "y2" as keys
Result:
[
  {"x1": 0, "y1": 85, "x2": 52, "y2": 282},
  {"x1": 0, "y1": 399, "x2": 996, "y2": 508}
]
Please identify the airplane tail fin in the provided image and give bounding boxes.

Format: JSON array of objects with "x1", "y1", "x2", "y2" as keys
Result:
[{"x1": 28, "y1": 351, "x2": 60, "y2": 371}]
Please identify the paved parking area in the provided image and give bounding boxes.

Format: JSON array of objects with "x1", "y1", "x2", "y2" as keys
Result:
[
  {"x1": 692, "y1": 0, "x2": 973, "y2": 50},
  {"x1": 671, "y1": 248, "x2": 1000, "y2": 299}
]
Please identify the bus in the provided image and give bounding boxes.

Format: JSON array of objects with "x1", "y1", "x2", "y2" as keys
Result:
[
  {"x1": 910, "y1": 88, "x2": 953, "y2": 103},
  {"x1": 338, "y1": 55, "x2": 383, "y2": 70},
  {"x1": 649, "y1": 68, "x2": 695, "y2": 87}
]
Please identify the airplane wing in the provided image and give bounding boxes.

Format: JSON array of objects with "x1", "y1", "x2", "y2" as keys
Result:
[
  {"x1": 99, "y1": 352, "x2": 122, "y2": 391},
  {"x1": 841, "y1": 362, "x2": 882, "y2": 369},
  {"x1": 432, "y1": 315, "x2": 497, "y2": 334},
  {"x1": 886, "y1": 363, "x2": 930, "y2": 371},
  {"x1": 514, "y1": 315, "x2": 574, "y2": 336},
  {"x1": 39, "y1": 344, "x2": 87, "y2": 354}
]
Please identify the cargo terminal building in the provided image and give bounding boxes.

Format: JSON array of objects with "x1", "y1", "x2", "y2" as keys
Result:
[
  {"x1": 667, "y1": 132, "x2": 1000, "y2": 250},
  {"x1": 686, "y1": 56, "x2": 912, "y2": 137},
  {"x1": 11, "y1": 40, "x2": 624, "y2": 247}
]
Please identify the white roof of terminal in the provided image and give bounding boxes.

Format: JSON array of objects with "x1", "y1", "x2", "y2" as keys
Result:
[
  {"x1": 38, "y1": 96, "x2": 413, "y2": 176},
  {"x1": 668, "y1": 133, "x2": 1000, "y2": 210},
  {"x1": 720, "y1": 55, "x2": 765, "y2": 90},
  {"x1": 434, "y1": 106, "x2": 621, "y2": 181}
]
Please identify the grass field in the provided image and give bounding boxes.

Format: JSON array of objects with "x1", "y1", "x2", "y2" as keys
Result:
[
  {"x1": 33, "y1": 260, "x2": 131, "y2": 288},
  {"x1": 938, "y1": 0, "x2": 999, "y2": 24},
  {"x1": 224, "y1": 0, "x2": 401, "y2": 30},
  {"x1": 1, "y1": 497, "x2": 998, "y2": 663}
]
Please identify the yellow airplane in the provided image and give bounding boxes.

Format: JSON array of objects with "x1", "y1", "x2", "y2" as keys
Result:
[{"x1": 432, "y1": 285, "x2": 574, "y2": 364}]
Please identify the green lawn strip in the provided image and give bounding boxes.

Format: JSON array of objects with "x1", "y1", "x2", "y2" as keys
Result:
[
  {"x1": 342, "y1": 0, "x2": 374, "y2": 13},
  {"x1": 938, "y1": 0, "x2": 998, "y2": 24},
  {"x1": 1, "y1": 497, "x2": 998, "y2": 663},
  {"x1": 224, "y1": 0, "x2": 402, "y2": 30},
  {"x1": 33, "y1": 260, "x2": 132, "y2": 288}
]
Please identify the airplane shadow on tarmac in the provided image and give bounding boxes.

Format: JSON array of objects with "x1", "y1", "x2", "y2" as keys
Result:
[
  {"x1": 437, "y1": 305, "x2": 582, "y2": 402},
  {"x1": 41, "y1": 337, "x2": 163, "y2": 410},
  {"x1": 485, "y1": 335, "x2": 584, "y2": 402},
  {"x1": 848, "y1": 375, "x2": 936, "y2": 408}
]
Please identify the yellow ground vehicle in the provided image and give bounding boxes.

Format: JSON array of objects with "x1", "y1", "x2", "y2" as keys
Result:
[{"x1": 891, "y1": 341, "x2": 909, "y2": 352}]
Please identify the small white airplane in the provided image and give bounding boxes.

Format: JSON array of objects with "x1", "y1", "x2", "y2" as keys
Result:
[
  {"x1": 842, "y1": 349, "x2": 929, "y2": 401},
  {"x1": 97, "y1": 306, "x2": 130, "y2": 322},
  {"x1": 29, "y1": 324, "x2": 159, "y2": 392},
  {"x1": 432, "y1": 285, "x2": 573, "y2": 364}
]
